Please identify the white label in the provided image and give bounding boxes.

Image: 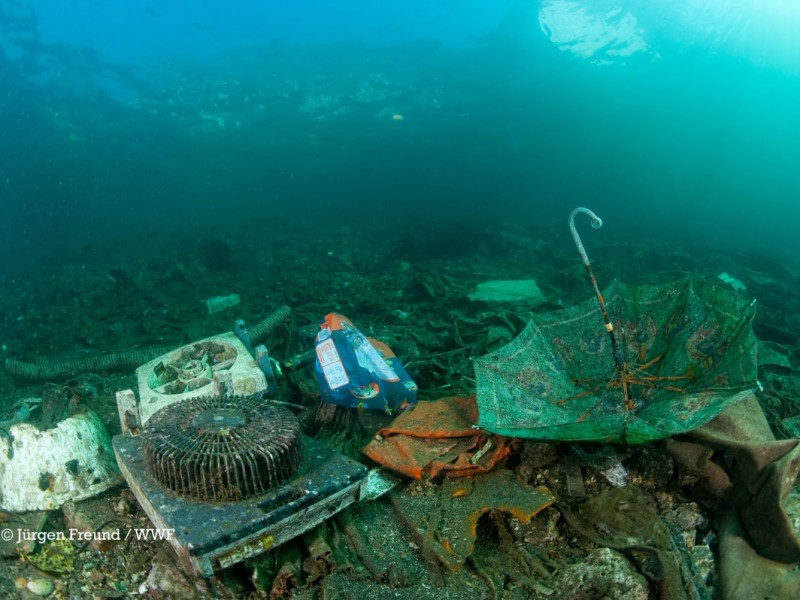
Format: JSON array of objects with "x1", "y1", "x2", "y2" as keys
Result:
[{"x1": 316, "y1": 338, "x2": 349, "y2": 389}]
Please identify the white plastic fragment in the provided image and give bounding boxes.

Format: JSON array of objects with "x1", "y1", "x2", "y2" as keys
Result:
[
  {"x1": 0, "y1": 411, "x2": 122, "y2": 512},
  {"x1": 359, "y1": 468, "x2": 402, "y2": 501},
  {"x1": 468, "y1": 279, "x2": 547, "y2": 304},
  {"x1": 205, "y1": 293, "x2": 241, "y2": 314},
  {"x1": 600, "y1": 462, "x2": 628, "y2": 488},
  {"x1": 717, "y1": 272, "x2": 747, "y2": 292}
]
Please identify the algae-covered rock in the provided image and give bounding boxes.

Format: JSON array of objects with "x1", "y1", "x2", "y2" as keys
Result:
[
  {"x1": 580, "y1": 486, "x2": 668, "y2": 548},
  {"x1": 21, "y1": 539, "x2": 77, "y2": 574},
  {"x1": 551, "y1": 547, "x2": 649, "y2": 600}
]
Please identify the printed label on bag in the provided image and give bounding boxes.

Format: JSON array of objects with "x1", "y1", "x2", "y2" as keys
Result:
[
  {"x1": 316, "y1": 338, "x2": 349, "y2": 389},
  {"x1": 346, "y1": 331, "x2": 400, "y2": 382}
]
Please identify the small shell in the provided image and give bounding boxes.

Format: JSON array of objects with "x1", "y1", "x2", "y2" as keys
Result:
[
  {"x1": 114, "y1": 498, "x2": 130, "y2": 516},
  {"x1": 451, "y1": 487, "x2": 470, "y2": 498},
  {"x1": 26, "y1": 577, "x2": 55, "y2": 597}
]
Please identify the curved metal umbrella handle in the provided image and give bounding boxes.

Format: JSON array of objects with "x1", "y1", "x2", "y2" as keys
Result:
[{"x1": 569, "y1": 207, "x2": 603, "y2": 266}]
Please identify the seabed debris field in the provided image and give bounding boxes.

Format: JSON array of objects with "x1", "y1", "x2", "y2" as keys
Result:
[
  {"x1": 3, "y1": 2, "x2": 800, "y2": 599},
  {"x1": 2, "y1": 217, "x2": 800, "y2": 599}
]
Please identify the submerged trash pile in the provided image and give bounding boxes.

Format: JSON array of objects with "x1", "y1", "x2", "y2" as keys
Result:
[{"x1": 1, "y1": 213, "x2": 799, "y2": 599}]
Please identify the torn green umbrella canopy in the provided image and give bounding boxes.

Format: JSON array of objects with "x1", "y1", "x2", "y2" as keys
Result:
[{"x1": 475, "y1": 210, "x2": 759, "y2": 444}]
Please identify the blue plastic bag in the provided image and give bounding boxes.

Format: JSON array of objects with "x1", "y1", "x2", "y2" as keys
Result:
[{"x1": 314, "y1": 313, "x2": 418, "y2": 414}]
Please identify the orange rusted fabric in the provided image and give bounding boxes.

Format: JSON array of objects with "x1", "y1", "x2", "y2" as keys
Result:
[{"x1": 362, "y1": 395, "x2": 513, "y2": 479}]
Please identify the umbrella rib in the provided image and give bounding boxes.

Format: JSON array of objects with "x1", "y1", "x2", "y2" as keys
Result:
[{"x1": 563, "y1": 353, "x2": 695, "y2": 413}]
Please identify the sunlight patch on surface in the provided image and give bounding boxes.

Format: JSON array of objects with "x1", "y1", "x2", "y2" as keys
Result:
[{"x1": 538, "y1": 0, "x2": 655, "y2": 65}]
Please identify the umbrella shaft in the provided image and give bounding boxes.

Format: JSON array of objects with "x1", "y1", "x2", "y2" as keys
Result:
[
  {"x1": 583, "y1": 262, "x2": 626, "y2": 373},
  {"x1": 569, "y1": 206, "x2": 626, "y2": 400}
]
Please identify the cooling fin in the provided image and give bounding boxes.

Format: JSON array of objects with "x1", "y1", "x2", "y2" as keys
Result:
[{"x1": 142, "y1": 394, "x2": 301, "y2": 502}]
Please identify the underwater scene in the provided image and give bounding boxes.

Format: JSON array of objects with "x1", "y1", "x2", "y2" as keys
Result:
[{"x1": 2, "y1": 1, "x2": 800, "y2": 598}]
